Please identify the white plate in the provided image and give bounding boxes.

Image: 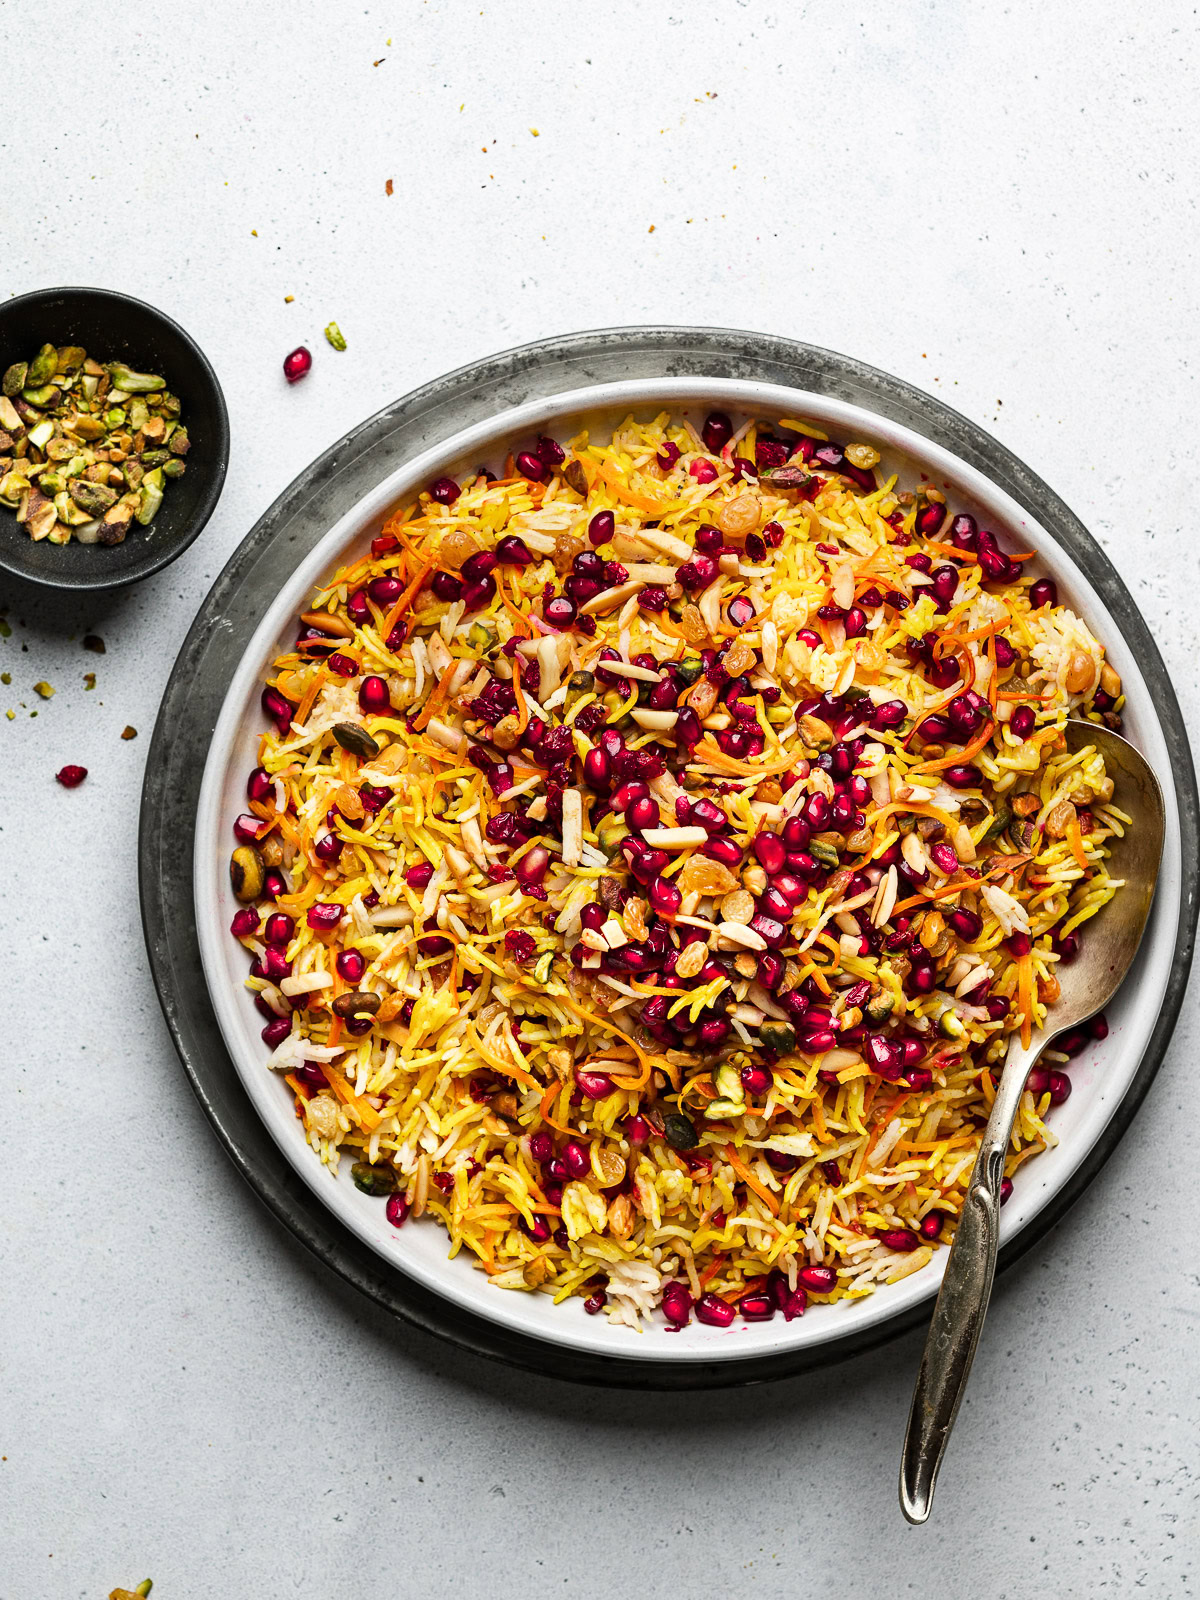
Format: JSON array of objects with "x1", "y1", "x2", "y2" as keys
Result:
[{"x1": 195, "y1": 377, "x2": 1180, "y2": 1364}]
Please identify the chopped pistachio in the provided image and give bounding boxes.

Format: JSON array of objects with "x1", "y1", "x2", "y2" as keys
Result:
[
  {"x1": 106, "y1": 362, "x2": 165, "y2": 393},
  {"x1": 33, "y1": 680, "x2": 54, "y2": 698},
  {"x1": 27, "y1": 343, "x2": 58, "y2": 385},
  {"x1": 2, "y1": 362, "x2": 28, "y2": 396},
  {"x1": 136, "y1": 471, "x2": 164, "y2": 526},
  {"x1": 324, "y1": 321, "x2": 347, "y2": 351}
]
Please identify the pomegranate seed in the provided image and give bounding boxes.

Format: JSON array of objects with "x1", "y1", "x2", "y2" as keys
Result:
[
  {"x1": 999, "y1": 1177, "x2": 1014, "y2": 1205},
  {"x1": 495, "y1": 534, "x2": 532, "y2": 565},
  {"x1": 358, "y1": 676, "x2": 390, "y2": 715},
  {"x1": 261, "y1": 685, "x2": 295, "y2": 734},
  {"x1": 515, "y1": 845, "x2": 550, "y2": 886},
  {"x1": 1009, "y1": 704, "x2": 1035, "y2": 739},
  {"x1": 739, "y1": 1291, "x2": 775, "y2": 1321},
  {"x1": 695, "y1": 1291, "x2": 736, "y2": 1327},
  {"x1": 662, "y1": 1282, "x2": 693, "y2": 1327},
  {"x1": 261, "y1": 1016, "x2": 292, "y2": 1046},
  {"x1": 336, "y1": 948, "x2": 366, "y2": 984},
  {"x1": 702, "y1": 411, "x2": 732, "y2": 453},
  {"x1": 587, "y1": 510, "x2": 615, "y2": 547},
  {"x1": 627, "y1": 795, "x2": 658, "y2": 830},
  {"x1": 877, "y1": 1229, "x2": 920, "y2": 1252},
  {"x1": 1047, "y1": 1071, "x2": 1072, "y2": 1105},
  {"x1": 562, "y1": 1141, "x2": 590, "y2": 1179},
  {"x1": 428, "y1": 476, "x2": 460, "y2": 504},
  {"x1": 753, "y1": 830, "x2": 786, "y2": 874},
  {"x1": 1029, "y1": 577, "x2": 1058, "y2": 609},
  {"x1": 516, "y1": 450, "x2": 545, "y2": 482},
  {"x1": 626, "y1": 1115, "x2": 651, "y2": 1147},
  {"x1": 265, "y1": 912, "x2": 295, "y2": 946},
  {"x1": 797, "y1": 1264, "x2": 837, "y2": 1293},
  {"x1": 306, "y1": 902, "x2": 344, "y2": 931},
  {"x1": 740, "y1": 1064, "x2": 772, "y2": 1097},
  {"x1": 689, "y1": 459, "x2": 718, "y2": 483},
  {"x1": 649, "y1": 876, "x2": 682, "y2": 916},
  {"x1": 283, "y1": 346, "x2": 312, "y2": 384},
  {"x1": 230, "y1": 908, "x2": 259, "y2": 937},
  {"x1": 55, "y1": 763, "x2": 88, "y2": 788}
]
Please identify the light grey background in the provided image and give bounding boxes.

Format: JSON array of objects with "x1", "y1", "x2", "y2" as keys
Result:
[{"x1": 3, "y1": 2, "x2": 1198, "y2": 1595}]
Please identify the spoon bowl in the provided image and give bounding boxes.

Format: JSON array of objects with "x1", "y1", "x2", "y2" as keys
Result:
[{"x1": 899, "y1": 719, "x2": 1166, "y2": 1525}]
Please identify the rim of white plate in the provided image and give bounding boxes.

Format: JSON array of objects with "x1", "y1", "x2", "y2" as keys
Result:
[{"x1": 195, "y1": 376, "x2": 1180, "y2": 1363}]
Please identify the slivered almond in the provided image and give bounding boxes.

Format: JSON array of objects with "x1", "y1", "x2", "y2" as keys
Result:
[
  {"x1": 871, "y1": 864, "x2": 898, "y2": 927},
  {"x1": 760, "y1": 618, "x2": 779, "y2": 675},
  {"x1": 301, "y1": 610, "x2": 354, "y2": 638},
  {"x1": 636, "y1": 525, "x2": 693, "y2": 562},
  {"x1": 641, "y1": 826, "x2": 708, "y2": 848},
  {"x1": 426, "y1": 718, "x2": 466, "y2": 753},
  {"x1": 599, "y1": 659, "x2": 661, "y2": 683},
  {"x1": 631, "y1": 708, "x2": 678, "y2": 730},
  {"x1": 622, "y1": 562, "x2": 677, "y2": 583},
  {"x1": 561, "y1": 788, "x2": 583, "y2": 868},
  {"x1": 831, "y1": 562, "x2": 856, "y2": 610},
  {"x1": 716, "y1": 920, "x2": 767, "y2": 951},
  {"x1": 580, "y1": 581, "x2": 642, "y2": 616},
  {"x1": 370, "y1": 906, "x2": 415, "y2": 927},
  {"x1": 280, "y1": 971, "x2": 333, "y2": 997}
]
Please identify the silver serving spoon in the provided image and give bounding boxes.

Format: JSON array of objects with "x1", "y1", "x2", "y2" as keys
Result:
[{"x1": 899, "y1": 719, "x2": 1165, "y2": 1525}]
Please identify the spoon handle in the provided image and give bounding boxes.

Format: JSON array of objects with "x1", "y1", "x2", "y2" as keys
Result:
[{"x1": 899, "y1": 1036, "x2": 1041, "y2": 1524}]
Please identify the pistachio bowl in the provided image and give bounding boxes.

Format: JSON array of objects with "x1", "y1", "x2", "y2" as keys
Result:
[{"x1": 0, "y1": 285, "x2": 229, "y2": 592}]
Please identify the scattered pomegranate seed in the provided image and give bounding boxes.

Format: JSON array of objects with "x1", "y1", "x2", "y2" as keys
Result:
[
  {"x1": 283, "y1": 346, "x2": 312, "y2": 384},
  {"x1": 55, "y1": 764, "x2": 87, "y2": 787}
]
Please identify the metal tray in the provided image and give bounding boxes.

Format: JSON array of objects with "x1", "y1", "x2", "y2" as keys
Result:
[{"x1": 139, "y1": 326, "x2": 1199, "y2": 1389}]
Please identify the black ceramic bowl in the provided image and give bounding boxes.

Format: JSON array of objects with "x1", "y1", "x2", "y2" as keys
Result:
[{"x1": 0, "y1": 286, "x2": 229, "y2": 591}]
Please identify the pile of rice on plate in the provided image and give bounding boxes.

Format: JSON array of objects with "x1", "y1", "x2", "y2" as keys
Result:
[{"x1": 226, "y1": 408, "x2": 1128, "y2": 1333}]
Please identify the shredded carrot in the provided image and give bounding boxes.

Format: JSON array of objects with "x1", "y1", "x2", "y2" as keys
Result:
[
  {"x1": 594, "y1": 458, "x2": 666, "y2": 514},
  {"x1": 909, "y1": 718, "x2": 995, "y2": 776},
  {"x1": 559, "y1": 995, "x2": 654, "y2": 1090},
  {"x1": 380, "y1": 561, "x2": 433, "y2": 639},
  {"x1": 1017, "y1": 953, "x2": 1034, "y2": 1048},
  {"x1": 323, "y1": 1064, "x2": 381, "y2": 1130},
  {"x1": 413, "y1": 663, "x2": 457, "y2": 733},
  {"x1": 294, "y1": 664, "x2": 328, "y2": 727},
  {"x1": 538, "y1": 1079, "x2": 574, "y2": 1133},
  {"x1": 1066, "y1": 820, "x2": 1090, "y2": 873},
  {"x1": 512, "y1": 657, "x2": 530, "y2": 736},
  {"x1": 723, "y1": 1145, "x2": 781, "y2": 1215}
]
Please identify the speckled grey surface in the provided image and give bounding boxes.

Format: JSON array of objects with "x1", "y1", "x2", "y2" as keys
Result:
[{"x1": 4, "y1": 2, "x2": 1200, "y2": 1593}]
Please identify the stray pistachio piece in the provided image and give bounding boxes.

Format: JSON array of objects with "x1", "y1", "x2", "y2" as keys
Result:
[
  {"x1": 2, "y1": 362, "x2": 28, "y2": 396},
  {"x1": 324, "y1": 322, "x2": 347, "y2": 351}
]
